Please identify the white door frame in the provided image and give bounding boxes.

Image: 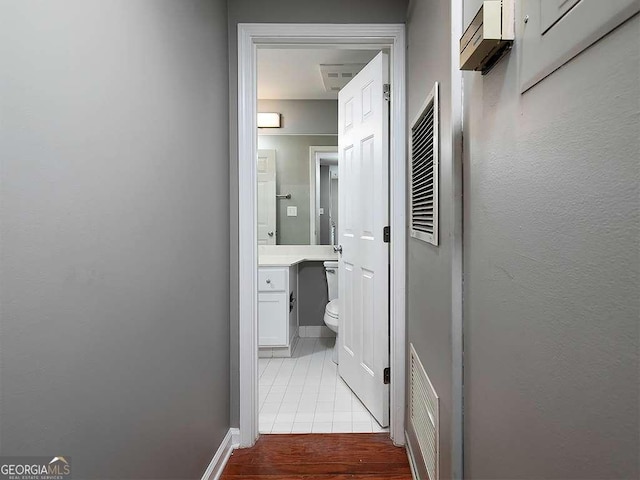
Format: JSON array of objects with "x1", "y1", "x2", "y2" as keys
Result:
[
  {"x1": 237, "y1": 23, "x2": 406, "y2": 448},
  {"x1": 309, "y1": 146, "x2": 339, "y2": 245}
]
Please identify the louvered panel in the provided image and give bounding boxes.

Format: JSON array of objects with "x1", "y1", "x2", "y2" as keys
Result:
[
  {"x1": 412, "y1": 174, "x2": 434, "y2": 186},
  {"x1": 413, "y1": 208, "x2": 434, "y2": 216},
  {"x1": 412, "y1": 176, "x2": 433, "y2": 187},
  {"x1": 413, "y1": 142, "x2": 434, "y2": 158},
  {"x1": 410, "y1": 343, "x2": 439, "y2": 480},
  {"x1": 412, "y1": 184, "x2": 434, "y2": 197},
  {"x1": 411, "y1": 163, "x2": 434, "y2": 178},
  {"x1": 412, "y1": 123, "x2": 432, "y2": 142},
  {"x1": 410, "y1": 82, "x2": 439, "y2": 245},
  {"x1": 413, "y1": 110, "x2": 434, "y2": 135},
  {"x1": 412, "y1": 160, "x2": 434, "y2": 171},
  {"x1": 413, "y1": 122, "x2": 434, "y2": 142},
  {"x1": 413, "y1": 198, "x2": 433, "y2": 210},
  {"x1": 412, "y1": 138, "x2": 434, "y2": 158}
]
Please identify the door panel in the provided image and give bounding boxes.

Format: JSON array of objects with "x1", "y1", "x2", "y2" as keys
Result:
[
  {"x1": 338, "y1": 51, "x2": 390, "y2": 427},
  {"x1": 257, "y1": 149, "x2": 276, "y2": 245}
]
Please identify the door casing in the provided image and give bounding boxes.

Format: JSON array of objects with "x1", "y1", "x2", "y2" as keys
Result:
[{"x1": 237, "y1": 23, "x2": 406, "y2": 448}]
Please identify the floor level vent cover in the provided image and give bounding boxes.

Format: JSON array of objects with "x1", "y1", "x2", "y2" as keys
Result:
[{"x1": 409, "y1": 343, "x2": 439, "y2": 480}]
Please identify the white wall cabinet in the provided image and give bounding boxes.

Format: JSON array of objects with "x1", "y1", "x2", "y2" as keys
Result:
[{"x1": 258, "y1": 265, "x2": 298, "y2": 356}]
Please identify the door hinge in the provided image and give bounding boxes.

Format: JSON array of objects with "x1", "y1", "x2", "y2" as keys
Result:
[
  {"x1": 383, "y1": 226, "x2": 390, "y2": 243},
  {"x1": 383, "y1": 367, "x2": 391, "y2": 384},
  {"x1": 383, "y1": 83, "x2": 391, "y2": 102}
]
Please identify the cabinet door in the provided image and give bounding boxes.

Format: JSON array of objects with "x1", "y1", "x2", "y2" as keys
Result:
[{"x1": 258, "y1": 292, "x2": 288, "y2": 346}]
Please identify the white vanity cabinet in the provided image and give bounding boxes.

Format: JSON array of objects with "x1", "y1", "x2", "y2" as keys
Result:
[{"x1": 258, "y1": 265, "x2": 298, "y2": 356}]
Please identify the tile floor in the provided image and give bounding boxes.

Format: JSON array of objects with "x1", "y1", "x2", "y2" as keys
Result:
[{"x1": 259, "y1": 337, "x2": 388, "y2": 434}]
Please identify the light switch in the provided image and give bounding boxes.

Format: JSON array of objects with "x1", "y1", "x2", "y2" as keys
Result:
[
  {"x1": 319, "y1": 207, "x2": 325, "y2": 215},
  {"x1": 287, "y1": 206, "x2": 298, "y2": 217}
]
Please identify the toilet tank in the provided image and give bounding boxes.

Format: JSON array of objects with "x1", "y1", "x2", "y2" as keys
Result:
[{"x1": 323, "y1": 261, "x2": 339, "y2": 301}]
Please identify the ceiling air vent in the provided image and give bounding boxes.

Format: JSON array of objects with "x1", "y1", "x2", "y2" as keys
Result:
[
  {"x1": 319, "y1": 63, "x2": 366, "y2": 93},
  {"x1": 410, "y1": 82, "x2": 439, "y2": 246}
]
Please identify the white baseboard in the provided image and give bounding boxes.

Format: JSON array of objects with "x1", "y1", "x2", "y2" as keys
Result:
[
  {"x1": 299, "y1": 325, "x2": 336, "y2": 338},
  {"x1": 201, "y1": 428, "x2": 240, "y2": 480},
  {"x1": 258, "y1": 334, "x2": 299, "y2": 358}
]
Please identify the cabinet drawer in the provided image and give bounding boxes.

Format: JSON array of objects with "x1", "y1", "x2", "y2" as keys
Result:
[{"x1": 258, "y1": 268, "x2": 287, "y2": 292}]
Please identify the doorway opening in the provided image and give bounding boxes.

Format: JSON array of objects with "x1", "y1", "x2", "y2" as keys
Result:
[{"x1": 238, "y1": 24, "x2": 405, "y2": 446}]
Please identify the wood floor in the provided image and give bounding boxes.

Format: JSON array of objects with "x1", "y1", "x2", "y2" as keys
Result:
[{"x1": 221, "y1": 433, "x2": 413, "y2": 479}]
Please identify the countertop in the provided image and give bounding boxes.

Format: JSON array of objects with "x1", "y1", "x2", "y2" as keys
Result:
[{"x1": 258, "y1": 253, "x2": 338, "y2": 267}]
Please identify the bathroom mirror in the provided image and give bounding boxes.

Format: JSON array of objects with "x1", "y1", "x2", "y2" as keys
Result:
[
  {"x1": 257, "y1": 136, "x2": 338, "y2": 245},
  {"x1": 255, "y1": 46, "x2": 379, "y2": 246}
]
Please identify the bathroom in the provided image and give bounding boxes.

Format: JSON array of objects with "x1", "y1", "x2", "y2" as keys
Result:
[{"x1": 256, "y1": 46, "x2": 389, "y2": 435}]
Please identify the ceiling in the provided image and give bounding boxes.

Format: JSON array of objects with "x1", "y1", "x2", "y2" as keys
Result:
[{"x1": 257, "y1": 48, "x2": 379, "y2": 100}]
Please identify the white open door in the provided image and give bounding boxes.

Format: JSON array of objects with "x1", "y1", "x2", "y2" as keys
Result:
[
  {"x1": 337, "y1": 52, "x2": 389, "y2": 427},
  {"x1": 257, "y1": 149, "x2": 276, "y2": 245}
]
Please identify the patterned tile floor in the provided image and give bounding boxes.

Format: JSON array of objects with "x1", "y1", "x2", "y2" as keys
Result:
[{"x1": 259, "y1": 337, "x2": 388, "y2": 434}]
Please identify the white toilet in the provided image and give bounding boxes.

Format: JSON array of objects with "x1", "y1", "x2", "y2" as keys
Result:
[{"x1": 323, "y1": 261, "x2": 340, "y2": 364}]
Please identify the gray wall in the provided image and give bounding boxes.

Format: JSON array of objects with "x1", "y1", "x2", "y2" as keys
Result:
[
  {"x1": 258, "y1": 99, "x2": 337, "y2": 135},
  {"x1": 298, "y1": 262, "x2": 330, "y2": 327},
  {"x1": 0, "y1": 1, "x2": 230, "y2": 479},
  {"x1": 228, "y1": 1, "x2": 407, "y2": 425},
  {"x1": 257, "y1": 135, "x2": 337, "y2": 245},
  {"x1": 462, "y1": 6, "x2": 640, "y2": 480},
  {"x1": 405, "y1": 1, "x2": 456, "y2": 479}
]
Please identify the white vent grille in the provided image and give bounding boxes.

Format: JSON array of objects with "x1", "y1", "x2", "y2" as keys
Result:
[
  {"x1": 410, "y1": 343, "x2": 439, "y2": 480},
  {"x1": 410, "y1": 82, "x2": 439, "y2": 245},
  {"x1": 319, "y1": 63, "x2": 366, "y2": 93}
]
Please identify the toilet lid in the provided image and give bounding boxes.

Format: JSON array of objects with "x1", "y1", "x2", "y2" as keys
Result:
[{"x1": 326, "y1": 299, "x2": 339, "y2": 317}]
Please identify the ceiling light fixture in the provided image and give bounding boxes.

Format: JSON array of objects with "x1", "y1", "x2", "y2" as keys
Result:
[{"x1": 257, "y1": 112, "x2": 281, "y2": 128}]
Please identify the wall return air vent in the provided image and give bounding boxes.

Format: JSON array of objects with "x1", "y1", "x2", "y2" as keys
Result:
[
  {"x1": 410, "y1": 82, "x2": 439, "y2": 246},
  {"x1": 410, "y1": 343, "x2": 440, "y2": 480}
]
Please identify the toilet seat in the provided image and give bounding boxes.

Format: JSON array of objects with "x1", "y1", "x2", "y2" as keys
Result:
[
  {"x1": 326, "y1": 299, "x2": 339, "y2": 317},
  {"x1": 324, "y1": 300, "x2": 340, "y2": 364},
  {"x1": 324, "y1": 313, "x2": 338, "y2": 331},
  {"x1": 324, "y1": 299, "x2": 339, "y2": 332}
]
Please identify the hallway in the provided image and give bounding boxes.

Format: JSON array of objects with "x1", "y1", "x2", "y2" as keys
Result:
[
  {"x1": 1, "y1": 1, "x2": 638, "y2": 479},
  {"x1": 221, "y1": 433, "x2": 413, "y2": 479}
]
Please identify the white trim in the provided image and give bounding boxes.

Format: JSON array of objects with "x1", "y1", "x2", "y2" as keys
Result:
[
  {"x1": 238, "y1": 23, "x2": 259, "y2": 448},
  {"x1": 238, "y1": 23, "x2": 406, "y2": 448},
  {"x1": 259, "y1": 332, "x2": 300, "y2": 358},
  {"x1": 388, "y1": 24, "x2": 407, "y2": 447},
  {"x1": 200, "y1": 428, "x2": 240, "y2": 480},
  {"x1": 309, "y1": 146, "x2": 339, "y2": 245},
  {"x1": 451, "y1": 0, "x2": 465, "y2": 477}
]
